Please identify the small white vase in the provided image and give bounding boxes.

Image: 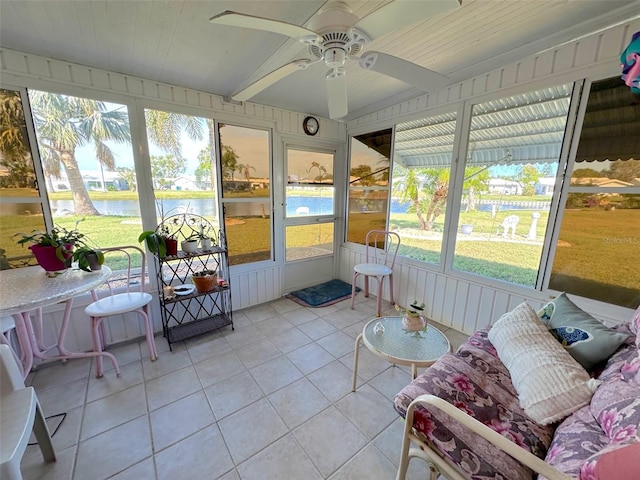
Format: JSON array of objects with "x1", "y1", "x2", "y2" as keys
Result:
[{"x1": 200, "y1": 237, "x2": 212, "y2": 251}]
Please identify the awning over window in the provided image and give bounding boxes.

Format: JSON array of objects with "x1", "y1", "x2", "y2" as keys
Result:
[
  {"x1": 574, "y1": 77, "x2": 640, "y2": 163},
  {"x1": 392, "y1": 79, "x2": 639, "y2": 168}
]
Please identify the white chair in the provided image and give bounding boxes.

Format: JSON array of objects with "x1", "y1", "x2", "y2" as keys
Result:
[
  {"x1": 0, "y1": 316, "x2": 25, "y2": 377},
  {"x1": 85, "y1": 246, "x2": 158, "y2": 378},
  {"x1": 0, "y1": 344, "x2": 56, "y2": 480},
  {"x1": 351, "y1": 230, "x2": 401, "y2": 317}
]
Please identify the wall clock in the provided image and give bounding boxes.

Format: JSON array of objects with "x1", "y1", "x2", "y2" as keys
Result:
[{"x1": 303, "y1": 116, "x2": 319, "y2": 136}]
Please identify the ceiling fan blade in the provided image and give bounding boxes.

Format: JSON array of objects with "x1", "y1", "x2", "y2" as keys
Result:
[
  {"x1": 359, "y1": 51, "x2": 450, "y2": 93},
  {"x1": 232, "y1": 59, "x2": 312, "y2": 102},
  {"x1": 210, "y1": 11, "x2": 318, "y2": 41},
  {"x1": 326, "y1": 73, "x2": 348, "y2": 120},
  {"x1": 354, "y1": 0, "x2": 461, "y2": 40}
]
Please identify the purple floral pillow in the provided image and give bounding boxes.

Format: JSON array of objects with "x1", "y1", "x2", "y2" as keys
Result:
[{"x1": 590, "y1": 372, "x2": 640, "y2": 445}]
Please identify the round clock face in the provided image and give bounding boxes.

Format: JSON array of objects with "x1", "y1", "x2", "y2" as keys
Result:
[{"x1": 303, "y1": 116, "x2": 319, "y2": 136}]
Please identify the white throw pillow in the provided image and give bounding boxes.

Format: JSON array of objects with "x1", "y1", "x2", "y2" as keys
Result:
[{"x1": 488, "y1": 302, "x2": 600, "y2": 426}]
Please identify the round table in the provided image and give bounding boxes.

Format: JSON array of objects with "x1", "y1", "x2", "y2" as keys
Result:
[
  {"x1": 0, "y1": 266, "x2": 112, "y2": 378},
  {"x1": 351, "y1": 316, "x2": 451, "y2": 391}
]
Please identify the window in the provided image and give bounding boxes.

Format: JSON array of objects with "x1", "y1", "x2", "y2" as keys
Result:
[
  {"x1": 347, "y1": 128, "x2": 392, "y2": 244},
  {"x1": 391, "y1": 112, "x2": 457, "y2": 264},
  {"x1": 144, "y1": 108, "x2": 217, "y2": 227},
  {"x1": 452, "y1": 83, "x2": 574, "y2": 287},
  {"x1": 28, "y1": 90, "x2": 140, "y2": 251},
  {"x1": 285, "y1": 147, "x2": 335, "y2": 261},
  {"x1": 549, "y1": 78, "x2": 640, "y2": 308},
  {"x1": 219, "y1": 124, "x2": 271, "y2": 265},
  {"x1": 0, "y1": 87, "x2": 48, "y2": 269}
]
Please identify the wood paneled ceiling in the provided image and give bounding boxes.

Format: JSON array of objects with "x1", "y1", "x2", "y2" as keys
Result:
[{"x1": 0, "y1": 0, "x2": 638, "y2": 121}]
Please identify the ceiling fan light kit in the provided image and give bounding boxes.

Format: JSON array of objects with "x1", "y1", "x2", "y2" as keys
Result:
[{"x1": 210, "y1": 0, "x2": 460, "y2": 119}]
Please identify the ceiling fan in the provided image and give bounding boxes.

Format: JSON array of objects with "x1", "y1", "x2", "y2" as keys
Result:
[{"x1": 210, "y1": 0, "x2": 461, "y2": 119}]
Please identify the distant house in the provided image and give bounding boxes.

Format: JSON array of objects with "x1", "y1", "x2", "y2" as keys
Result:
[
  {"x1": 535, "y1": 177, "x2": 556, "y2": 195},
  {"x1": 488, "y1": 178, "x2": 521, "y2": 195},
  {"x1": 171, "y1": 176, "x2": 199, "y2": 191}
]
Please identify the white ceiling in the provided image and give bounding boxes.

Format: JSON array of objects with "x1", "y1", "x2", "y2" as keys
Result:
[{"x1": 1, "y1": 0, "x2": 638, "y2": 121}]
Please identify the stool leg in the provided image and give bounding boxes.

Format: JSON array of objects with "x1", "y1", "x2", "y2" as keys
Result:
[{"x1": 350, "y1": 272, "x2": 358, "y2": 310}]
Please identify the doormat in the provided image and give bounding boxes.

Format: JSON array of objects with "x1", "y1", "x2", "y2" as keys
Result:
[{"x1": 286, "y1": 279, "x2": 360, "y2": 308}]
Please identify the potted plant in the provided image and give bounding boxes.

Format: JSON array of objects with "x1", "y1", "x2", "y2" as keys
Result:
[
  {"x1": 196, "y1": 223, "x2": 214, "y2": 251},
  {"x1": 73, "y1": 246, "x2": 105, "y2": 272},
  {"x1": 138, "y1": 230, "x2": 167, "y2": 258},
  {"x1": 14, "y1": 220, "x2": 86, "y2": 274},
  {"x1": 191, "y1": 269, "x2": 217, "y2": 293},
  {"x1": 181, "y1": 234, "x2": 199, "y2": 254},
  {"x1": 395, "y1": 301, "x2": 427, "y2": 334}
]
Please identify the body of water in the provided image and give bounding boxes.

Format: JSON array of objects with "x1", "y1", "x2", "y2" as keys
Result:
[{"x1": 51, "y1": 197, "x2": 549, "y2": 218}]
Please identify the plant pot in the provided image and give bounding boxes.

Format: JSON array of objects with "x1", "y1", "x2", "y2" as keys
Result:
[
  {"x1": 200, "y1": 237, "x2": 212, "y2": 251},
  {"x1": 181, "y1": 239, "x2": 199, "y2": 254},
  {"x1": 461, "y1": 224, "x2": 474, "y2": 235},
  {"x1": 402, "y1": 313, "x2": 427, "y2": 332},
  {"x1": 30, "y1": 244, "x2": 72, "y2": 274},
  {"x1": 165, "y1": 237, "x2": 178, "y2": 256},
  {"x1": 84, "y1": 252, "x2": 103, "y2": 271},
  {"x1": 192, "y1": 270, "x2": 217, "y2": 293}
]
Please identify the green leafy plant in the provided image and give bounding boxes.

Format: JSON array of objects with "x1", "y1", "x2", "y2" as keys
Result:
[
  {"x1": 138, "y1": 230, "x2": 167, "y2": 258},
  {"x1": 14, "y1": 219, "x2": 87, "y2": 263},
  {"x1": 395, "y1": 300, "x2": 425, "y2": 317},
  {"x1": 73, "y1": 246, "x2": 105, "y2": 272}
]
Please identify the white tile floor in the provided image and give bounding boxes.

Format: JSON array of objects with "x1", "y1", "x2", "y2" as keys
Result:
[{"x1": 21, "y1": 295, "x2": 470, "y2": 480}]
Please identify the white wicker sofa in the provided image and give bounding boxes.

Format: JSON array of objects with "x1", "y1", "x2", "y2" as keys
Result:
[{"x1": 394, "y1": 298, "x2": 640, "y2": 480}]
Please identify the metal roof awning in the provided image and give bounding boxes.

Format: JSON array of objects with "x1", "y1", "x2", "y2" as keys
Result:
[{"x1": 393, "y1": 79, "x2": 639, "y2": 168}]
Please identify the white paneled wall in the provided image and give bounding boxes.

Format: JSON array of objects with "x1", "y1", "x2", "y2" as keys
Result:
[
  {"x1": 0, "y1": 48, "x2": 345, "y2": 142},
  {"x1": 340, "y1": 245, "x2": 632, "y2": 334}
]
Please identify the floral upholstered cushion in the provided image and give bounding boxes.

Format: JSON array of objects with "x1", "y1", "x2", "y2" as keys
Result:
[
  {"x1": 540, "y1": 342, "x2": 639, "y2": 480},
  {"x1": 394, "y1": 329, "x2": 554, "y2": 480}
]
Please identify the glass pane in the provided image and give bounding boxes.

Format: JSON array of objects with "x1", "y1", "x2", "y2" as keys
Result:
[
  {"x1": 286, "y1": 223, "x2": 334, "y2": 261},
  {"x1": 0, "y1": 89, "x2": 38, "y2": 196},
  {"x1": 144, "y1": 108, "x2": 219, "y2": 230},
  {"x1": 452, "y1": 83, "x2": 574, "y2": 287},
  {"x1": 1, "y1": 88, "x2": 46, "y2": 268},
  {"x1": 29, "y1": 90, "x2": 140, "y2": 248},
  {"x1": 287, "y1": 149, "x2": 334, "y2": 217},
  {"x1": 219, "y1": 124, "x2": 269, "y2": 198},
  {"x1": 224, "y1": 201, "x2": 271, "y2": 265},
  {"x1": 391, "y1": 112, "x2": 457, "y2": 264},
  {"x1": 550, "y1": 77, "x2": 640, "y2": 307},
  {"x1": 347, "y1": 129, "x2": 391, "y2": 244}
]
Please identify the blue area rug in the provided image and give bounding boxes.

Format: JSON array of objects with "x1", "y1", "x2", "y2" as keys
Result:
[{"x1": 287, "y1": 279, "x2": 360, "y2": 308}]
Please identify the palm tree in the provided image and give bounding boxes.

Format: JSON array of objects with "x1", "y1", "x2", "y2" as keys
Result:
[
  {"x1": 144, "y1": 110, "x2": 204, "y2": 162},
  {"x1": 237, "y1": 163, "x2": 256, "y2": 182},
  {"x1": 0, "y1": 89, "x2": 36, "y2": 189},
  {"x1": 29, "y1": 91, "x2": 131, "y2": 215}
]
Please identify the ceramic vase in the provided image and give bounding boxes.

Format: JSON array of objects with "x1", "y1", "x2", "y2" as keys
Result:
[
  {"x1": 165, "y1": 238, "x2": 178, "y2": 256},
  {"x1": 200, "y1": 237, "x2": 212, "y2": 251},
  {"x1": 402, "y1": 313, "x2": 427, "y2": 332},
  {"x1": 30, "y1": 244, "x2": 73, "y2": 274},
  {"x1": 181, "y1": 239, "x2": 199, "y2": 254}
]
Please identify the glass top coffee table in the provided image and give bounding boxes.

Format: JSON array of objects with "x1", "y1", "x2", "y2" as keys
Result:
[{"x1": 352, "y1": 316, "x2": 451, "y2": 391}]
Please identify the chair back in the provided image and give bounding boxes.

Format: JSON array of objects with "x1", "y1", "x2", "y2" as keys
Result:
[
  {"x1": 364, "y1": 230, "x2": 401, "y2": 269},
  {"x1": 92, "y1": 245, "x2": 148, "y2": 299},
  {"x1": 0, "y1": 344, "x2": 23, "y2": 392}
]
